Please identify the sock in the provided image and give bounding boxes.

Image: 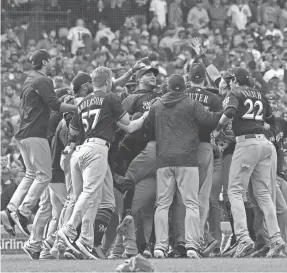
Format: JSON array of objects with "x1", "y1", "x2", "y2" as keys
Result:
[
  {"x1": 225, "y1": 201, "x2": 236, "y2": 242},
  {"x1": 122, "y1": 180, "x2": 135, "y2": 219},
  {"x1": 149, "y1": 221, "x2": 156, "y2": 245},
  {"x1": 244, "y1": 202, "x2": 256, "y2": 241},
  {"x1": 75, "y1": 224, "x2": 81, "y2": 241},
  {"x1": 94, "y1": 208, "x2": 113, "y2": 246},
  {"x1": 123, "y1": 190, "x2": 134, "y2": 217}
]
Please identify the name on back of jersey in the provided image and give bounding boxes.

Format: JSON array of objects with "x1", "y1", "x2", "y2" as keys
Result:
[
  {"x1": 187, "y1": 93, "x2": 208, "y2": 104},
  {"x1": 78, "y1": 97, "x2": 104, "y2": 112},
  {"x1": 241, "y1": 89, "x2": 262, "y2": 100}
]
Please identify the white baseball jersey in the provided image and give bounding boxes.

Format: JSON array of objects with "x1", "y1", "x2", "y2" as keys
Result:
[{"x1": 67, "y1": 26, "x2": 91, "y2": 55}]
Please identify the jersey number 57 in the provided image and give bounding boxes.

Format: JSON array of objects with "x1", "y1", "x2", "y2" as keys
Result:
[{"x1": 82, "y1": 109, "x2": 101, "y2": 132}]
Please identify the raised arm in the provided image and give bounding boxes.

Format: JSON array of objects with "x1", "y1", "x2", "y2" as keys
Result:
[
  {"x1": 114, "y1": 57, "x2": 149, "y2": 87},
  {"x1": 190, "y1": 38, "x2": 222, "y2": 88}
]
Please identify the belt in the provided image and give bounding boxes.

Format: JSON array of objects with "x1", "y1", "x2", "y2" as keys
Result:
[
  {"x1": 84, "y1": 137, "x2": 110, "y2": 149},
  {"x1": 236, "y1": 134, "x2": 265, "y2": 143}
]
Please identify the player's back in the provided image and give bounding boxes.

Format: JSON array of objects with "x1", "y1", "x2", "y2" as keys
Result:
[
  {"x1": 224, "y1": 85, "x2": 271, "y2": 136},
  {"x1": 76, "y1": 91, "x2": 119, "y2": 143},
  {"x1": 186, "y1": 86, "x2": 220, "y2": 111},
  {"x1": 186, "y1": 86, "x2": 222, "y2": 142}
]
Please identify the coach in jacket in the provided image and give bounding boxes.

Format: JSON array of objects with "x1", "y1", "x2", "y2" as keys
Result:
[{"x1": 143, "y1": 74, "x2": 222, "y2": 259}]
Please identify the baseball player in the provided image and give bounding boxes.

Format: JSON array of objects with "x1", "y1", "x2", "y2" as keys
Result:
[
  {"x1": 185, "y1": 62, "x2": 222, "y2": 247},
  {"x1": 0, "y1": 49, "x2": 77, "y2": 259},
  {"x1": 114, "y1": 66, "x2": 159, "y2": 176},
  {"x1": 40, "y1": 73, "x2": 94, "y2": 260},
  {"x1": 108, "y1": 66, "x2": 159, "y2": 259},
  {"x1": 58, "y1": 61, "x2": 148, "y2": 260},
  {"x1": 212, "y1": 67, "x2": 287, "y2": 258},
  {"x1": 191, "y1": 39, "x2": 254, "y2": 256},
  {"x1": 58, "y1": 67, "x2": 148, "y2": 259},
  {"x1": 250, "y1": 94, "x2": 287, "y2": 257}
]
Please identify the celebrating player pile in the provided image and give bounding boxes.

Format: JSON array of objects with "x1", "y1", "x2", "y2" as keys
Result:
[{"x1": 1, "y1": 43, "x2": 287, "y2": 262}]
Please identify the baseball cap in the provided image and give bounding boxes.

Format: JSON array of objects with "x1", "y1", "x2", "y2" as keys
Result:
[
  {"x1": 168, "y1": 74, "x2": 186, "y2": 92},
  {"x1": 136, "y1": 66, "x2": 159, "y2": 82},
  {"x1": 189, "y1": 63, "x2": 206, "y2": 83},
  {"x1": 30, "y1": 49, "x2": 55, "y2": 67},
  {"x1": 71, "y1": 72, "x2": 92, "y2": 93},
  {"x1": 229, "y1": 67, "x2": 250, "y2": 86}
]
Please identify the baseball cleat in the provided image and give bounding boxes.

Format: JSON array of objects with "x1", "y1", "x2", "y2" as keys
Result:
[
  {"x1": 234, "y1": 238, "x2": 254, "y2": 258},
  {"x1": 43, "y1": 239, "x2": 53, "y2": 250},
  {"x1": 222, "y1": 237, "x2": 238, "y2": 257},
  {"x1": 23, "y1": 243, "x2": 40, "y2": 260},
  {"x1": 153, "y1": 249, "x2": 167, "y2": 259},
  {"x1": 167, "y1": 245, "x2": 175, "y2": 258},
  {"x1": 222, "y1": 233, "x2": 236, "y2": 254},
  {"x1": 187, "y1": 248, "x2": 202, "y2": 259},
  {"x1": 266, "y1": 240, "x2": 286, "y2": 258},
  {"x1": 209, "y1": 248, "x2": 221, "y2": 258},
  {"x1": 64, "y1": 248, "x2": 77, "y2": 260},
  {"x1": 0, "y1": 209, "x2": 16, "y2": 236},
  {"x1": 249, "y1": 244, "x2": 269, "y2": 258},
  {"x1": 107, "y1": 252, "x2": 123, "y2": 259},
  {"x1": 56, "y1": 240, "x2": 66, "y2": 260},
  {"x1": 176, "y1": 243, "x2": 187, "y2": 258},
  {"x1": 10, "y1": 210, "x2": 30, "y2": 236},
  {"x1": 117, "y1": 215, "x2": 134, "y2": 236},
  {"x1": 93, "y1": 245, "x2": 106, "y2": 259},
  {"x1": 58, "y1": 229, "x2": 81, "y2": 255},
  {"x1": 76, "y1": 241, "x2": 99, "y2": 260},
  {"x1": 49, "y1": 245, "x2": 59, "y2": 259},
  {"x1": 122, "y1": 252, "x2": 137, "y2": 259},
  {"x1": 39, "y1": 248, "x2": 56, "y2": 260},
  {"x1": 142, "y1": 246, "x2": 153, "y2": 259},
  {"x1": 107, "y1": 234, "x2": 125, "y2": 259},
  {"x1": 202, "y1": 239, "x2": 219, "y2": 257}
]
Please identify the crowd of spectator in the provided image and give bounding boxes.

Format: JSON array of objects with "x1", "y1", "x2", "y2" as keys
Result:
[{"x1": 2, "y1": 0, "x2": 287, "y2": 197}]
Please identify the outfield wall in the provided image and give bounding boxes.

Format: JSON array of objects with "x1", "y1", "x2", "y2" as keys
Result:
[{"x1": 1, "y1": 223, "x2": 232, "y2": 255}]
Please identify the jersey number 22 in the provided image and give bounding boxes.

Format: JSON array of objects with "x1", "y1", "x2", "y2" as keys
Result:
[
  {"x1": 242, "y1": 99, "x2": 263, "y2": 121},
  {"x1": 82, "y1": 109, "x2": 101, "y2": 132}
]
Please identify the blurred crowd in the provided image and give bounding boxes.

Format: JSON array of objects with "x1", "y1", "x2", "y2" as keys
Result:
[{"x1": 2, "y1": 0, "x2": 287, "y2": 198}]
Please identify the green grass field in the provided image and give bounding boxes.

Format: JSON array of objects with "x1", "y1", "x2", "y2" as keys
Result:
[{"x1": 1, "y1": 255, "x2": 287, "y2": 272}]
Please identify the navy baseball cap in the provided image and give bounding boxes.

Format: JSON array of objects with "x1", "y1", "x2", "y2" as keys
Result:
[
  {"x1": 168, "y1": 74, "x2": 186, "y2": 92},
  {"x1": 229, "y1": 67, "x2": 250, "y2": 86},
  {"x1": 71, "y1": 72, "x2": 92, "y2": 93},
  {"x1": 136, "y1": 66, "x2": 159, "y2": 82},
  {"x1": 189, "y1": 63, "x2": 206, "y2": 83},
  {"x1": 30, "y1": 49, "x2": 55, "y2": 67}
]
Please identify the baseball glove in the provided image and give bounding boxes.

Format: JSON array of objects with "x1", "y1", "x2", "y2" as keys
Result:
[{"x1": 115, "y1": 254, "x2": 155, "y2": 272}]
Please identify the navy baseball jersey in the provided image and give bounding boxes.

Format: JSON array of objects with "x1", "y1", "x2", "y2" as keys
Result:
[
  {"x1": 223, "y1": 86, "x2": 272, "y2": 136},
  {"x1": 70, "y1": 91, "x2": 126, "y2": 143},
  {"x1": 16, "y1": 71, "x2": 61, "y2": 140},
  {"x1": 186, "y1": 86, "x2": 222, "y2": 142},
  {"x1": 121, "y1": 89, "x2": 154, "y2": 115}
]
